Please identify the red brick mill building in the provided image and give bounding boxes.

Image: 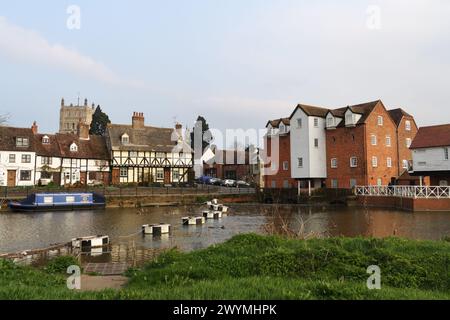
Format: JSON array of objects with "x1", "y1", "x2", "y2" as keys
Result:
[{"x1": 264, "y1": 100, "x2": 419, "y2": 190}]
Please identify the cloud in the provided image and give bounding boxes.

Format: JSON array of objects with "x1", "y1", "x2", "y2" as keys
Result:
[{"x1": 0, "y1": 16, "x2": 145, "y2": 88}]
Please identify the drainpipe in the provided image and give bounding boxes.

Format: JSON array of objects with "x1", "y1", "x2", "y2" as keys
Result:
[{"x1": 308, "y1": 179, "x2": 311, "y2": 197}]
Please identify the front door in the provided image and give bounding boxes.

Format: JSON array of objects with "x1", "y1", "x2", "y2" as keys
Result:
[
  {"x1": 7, "y1": 170, "x2": 16, "y2": 187},
  {"x1": 164, "y1": 168, "x2": 171, "y2": 184}
]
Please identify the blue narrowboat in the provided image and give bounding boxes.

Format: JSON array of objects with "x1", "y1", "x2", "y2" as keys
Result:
[{"x1": 8, "y1": 192, "x2": 106, "y2": 212}]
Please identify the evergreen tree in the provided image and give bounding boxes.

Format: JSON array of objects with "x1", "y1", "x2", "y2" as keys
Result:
[
  {"x1": 89, "y1": 106, "x2": 111, "y2": 136},
  {"x1": 191, "y1": 116, "x2": 212, "y2": 152}
]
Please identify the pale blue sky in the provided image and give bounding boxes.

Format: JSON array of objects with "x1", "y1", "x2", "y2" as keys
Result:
[{"x1": 1, "y1": 0, "x2": 450, "y2": 136}]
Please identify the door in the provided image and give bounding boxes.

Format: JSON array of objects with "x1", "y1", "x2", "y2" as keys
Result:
[
  {"x1": 7, "y1": 170, "x2": 16, "y2": 187},
  {"x1": 164, "y1": 168, "x2": 171, "y2": 184}
]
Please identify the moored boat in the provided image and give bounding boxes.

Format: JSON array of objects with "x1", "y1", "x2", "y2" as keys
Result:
[{"x1": 8, "y1": 192, "x2": 106, "y2": 212}]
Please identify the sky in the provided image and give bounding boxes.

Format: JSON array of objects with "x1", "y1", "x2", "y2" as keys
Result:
[{"x1": 1, "y1": 0, "x2": 450, "y2": 144}]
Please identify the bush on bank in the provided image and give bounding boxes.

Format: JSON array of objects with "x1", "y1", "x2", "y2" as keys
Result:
[{"x1": 1, "y1": 234, "x2": 450, "y2": 300}]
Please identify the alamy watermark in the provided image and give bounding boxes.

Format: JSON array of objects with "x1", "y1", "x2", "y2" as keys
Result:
[
  {"x1": 366, "y1": 5, "x2": 381, "y2": 30},
  {"x1": 67, "y1": 5, "x2": 81, "y2": 30},
  {"x1": 367, "y1": 265, "x2": 381, "y2": 290},
  {"x1": 67, "y1": 265, "x2": 81, "y2": 290}
]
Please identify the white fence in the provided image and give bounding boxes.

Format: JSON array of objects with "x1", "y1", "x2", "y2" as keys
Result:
[{"x1": 354, "y1": 186, "x2": 450, "y2": 199}]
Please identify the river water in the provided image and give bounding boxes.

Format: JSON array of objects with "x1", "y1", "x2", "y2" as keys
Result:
[{"x1": 1, "y1": 204, "x2": 450, "y2": 256}]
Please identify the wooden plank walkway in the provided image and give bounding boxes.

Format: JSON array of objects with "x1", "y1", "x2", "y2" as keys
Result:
[{"x1": 84, "y1": 262, "x2": 129, "y2": 275}]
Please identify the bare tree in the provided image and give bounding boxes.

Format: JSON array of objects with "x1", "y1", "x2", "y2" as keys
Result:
[{"x1": 0, "y1": 113, "x2": 10, "y2": 126}]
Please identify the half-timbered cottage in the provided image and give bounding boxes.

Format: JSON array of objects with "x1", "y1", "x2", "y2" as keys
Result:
[{"x1": 105, "y1": 112, "x2": 193, "y2": 185}]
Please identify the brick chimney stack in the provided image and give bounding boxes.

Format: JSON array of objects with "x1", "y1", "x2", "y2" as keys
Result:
[
  {"x1": 132, "y1": 112, "x2": 145, "y2": 129},
  {"x1": 31, "y1": 121, "x2": 38, "y2": 134},
  {"x1": 77, "y1": 120, "x2": 90, "y2": 140}
]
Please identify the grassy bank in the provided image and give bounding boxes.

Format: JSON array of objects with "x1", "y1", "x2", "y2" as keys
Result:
[{"x1": 1, "y1": 234, "x2": 450, "y2": 299}]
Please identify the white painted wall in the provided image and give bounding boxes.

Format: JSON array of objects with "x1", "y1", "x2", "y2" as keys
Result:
[
  {"x1": 290, "y1": 108, "x2": 327, "y2": 179},
  {"x1": 412, "y1": 147, "x2": 450, "y2": 172},
  {"x1": 0, "y1": 151, "x2": 36, "y2": 186}
]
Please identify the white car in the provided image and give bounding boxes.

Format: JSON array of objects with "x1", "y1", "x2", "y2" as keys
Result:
[{"x1": 222, "y1": 179, "x2": 236, "y2": 187}]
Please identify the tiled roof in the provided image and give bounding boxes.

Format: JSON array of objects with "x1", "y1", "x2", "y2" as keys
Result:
[
  {"x1": 295, "y1": 104, "x2": 329, "y2": 118},
  {"x1": 388, "y1": 108, "x2": 413, "y2": 127},
  {"x1": 266, "y1": 118, "x2": 290, "y2": 128},
  {"x1": 410, "y1": 124, "x2": 450, "y2": 149},
  {"x1": 0, "y1": 126, "x2": 35, "y2": 152},
  {"x1": 55, "y1": 134, "x2": 110, "y2": 160},
  {"x1": 107, "y1": 124, "x2": 182, "y2": 152}
]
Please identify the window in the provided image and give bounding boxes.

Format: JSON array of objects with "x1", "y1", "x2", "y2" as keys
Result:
[
  {"x1": 403, "y1": 160, "x2": 410, "y2": 169},
  {"x1": 314, "y1": 118, "x2": 319, "y2": 127},
  {"x1": 41, "y1": 157, "x2": 52, "y2": 165},
  {"x1": 327, "y1": 117, "x2": 334, "y2": 128},
  {"x1": 331, "y1": 179, "x2": 338, "y2": 189},
  {"x1": 386, "y1": 136, "x2": 391, "y2": 147},
  {"x1": 156, "y1": 169, "x2": 164, "y2": 180},
  {"x1": 121, "y1": 134, "x2": 129, "y2": 144},
  {"x1": 405, "y1": 120, "x2": 411, "y2": 131},
  {"x1": 21, "y1": 154, "x2": 31, "y2": 163},
  {"x1": 372, "y1": 156, "x2": 378, "y2": 167},
  {"x1": 66, "y1": 196, "x2": 75, "y2": 203},
  {"x1": 387, "y1": 157, "x2": 392, "y2": 168},
  {"x1": 298, "y1": 157, "x2": 303, "y2": 168},
  {"x1": 271, "y1": 181, "x2": 276, "y2": 188},
  {"x1": 350, "y1": 179, "x2": 357, "y2": 188},
  {"x1": 282, "y1": 161, "x2": 289, "y2": 171},
  {"x1": 129, "y1": 151, "x2": 137, "y2": 157},
  {"x1": 377, "y1": 116, "x2": 383, "y2": 126},
  {"x1": 346, "y1": 113, "x2": 353, "y2": 125},
  {"x1": 406, "y1": 138, "x2": 412, "y2": 148},
  {"x1": 172, "y1": 170, "x2": 180, "y2": 181},
  {"x1": 439, "y1": 180, "x2": 448, "y2": 187},
  {"x1": 70, "y1": 143, "x2": 78, "y2": 152},
  {"x1": 331, "y1": 158, "x2": 338, "y2": 168},
  {"x1": 16, "y1": 137, "x2": 29, "y2": 147},
  {"x1": 445, "y1": 148, "x2": 449, "y2": 160},
  {"x1": 119, "y1": 167, "x2": 128, "y2": 177},
  {"x1": 283, "y1": 180, "x2": 289, "y2": 188},
  {"x1": 297, "y1": 118, "x2": 302, "y2": 128},
  {"x1": 9, "y1": 154, "x2": 15, "y2": 163},
  {"x1": 271, "y1": 162, "x2": 277, "y2": 171},
  {"x1": 314, "y1": 138, "x2": 319, "y2": 148},
  {"x1": 350, "y1": 157, "x2": 358, "y2": 168},
  {"x1": 371, "y1": 135, "x2": 377, "y2": 146},
  {"x1": 377, "y1": 178, "x2": 382, "y2": 186},
  {"x1": 20, "y1": 170, "x2": 31, "y2": 181},
  {"x1": 42, "y1": 136, "x2": 50, "y2": 144}
]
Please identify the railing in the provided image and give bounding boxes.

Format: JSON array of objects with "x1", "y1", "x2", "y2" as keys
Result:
[
  {"x1": 355, "y1": 185, "x2": 450, "y2": 199},
  {"x1": 0, "y1": 184, "x2": 256, "y2": 199}
]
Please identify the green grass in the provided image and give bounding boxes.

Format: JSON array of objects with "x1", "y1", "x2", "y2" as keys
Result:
[{"x1": 1, "y1": 234, "x2": 450, "y2": 300}]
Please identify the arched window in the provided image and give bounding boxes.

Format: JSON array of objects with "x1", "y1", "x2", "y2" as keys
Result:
[{"x1": 42, "y1": 135, "x2": 50, "y2": 144}]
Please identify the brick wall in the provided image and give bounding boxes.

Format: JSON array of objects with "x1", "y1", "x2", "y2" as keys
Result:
[
  {"x1": 357, "y1": 195, "x2": 450, "y2": 211},
  {"x1": 396, "y1": 115, "x2": 418, "y2": 175},
  {"x1": 264, "y1": 134, "x2": 297, "y2": 188},
  {"x1": 365, "y1": 103, "x2": 399, "y2": 186}
]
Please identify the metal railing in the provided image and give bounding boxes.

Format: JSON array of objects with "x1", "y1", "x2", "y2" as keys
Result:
[{"x1": 355, "y1": 185, "x2": 450, "y2": 199}]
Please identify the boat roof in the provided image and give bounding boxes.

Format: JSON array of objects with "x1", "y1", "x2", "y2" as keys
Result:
[{"x1": 34, "y1": 192, "x2": 93, "y2": 196}]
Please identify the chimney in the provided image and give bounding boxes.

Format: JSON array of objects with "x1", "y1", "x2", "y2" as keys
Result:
[
  {"x1": 132, "y1": 112, "x2": 145, "y2": 129},
  {"x1": 77, "y1": 120, "x2": 90, "y2": 140},
  {"x1": 31, "y1": 121, "x2": 38, "y2": 134},
  {"x1": 84, "y1": 98, "x2": 88, "y2": 107},
  {"x1": 61, "y1": 98, "x2": 65, "y2": 107}
]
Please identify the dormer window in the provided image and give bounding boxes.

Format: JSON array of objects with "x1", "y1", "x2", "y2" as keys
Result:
[
  {"x1": 121, "y1": 133, "x2": 129, "y2": 145},
  {"x1": 16, "y1": 137, "x2": 29, "y2": 147},
  {"x1": 70, "y1": 143, "x2": 78, "y2": 152},
  {"x1": 279, "y1": 123, "x2": 285, "y2": 133},
  {"x1": 42, "y1": 135, "x2": 50, "y2": 144}
]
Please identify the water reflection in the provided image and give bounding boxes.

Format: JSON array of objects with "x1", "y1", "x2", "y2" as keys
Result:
[{"x1": 1, "y1": 205, "x2": 450, "y2": 255}]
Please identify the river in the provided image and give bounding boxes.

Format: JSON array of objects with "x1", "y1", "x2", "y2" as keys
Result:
[{"x1": 1, "y1": 204, "x2": 450, "y2": 255}]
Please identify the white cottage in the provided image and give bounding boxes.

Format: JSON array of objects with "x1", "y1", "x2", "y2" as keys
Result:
[{"x1": 0, "y1": 125, "x2": 36, "y2": 187}]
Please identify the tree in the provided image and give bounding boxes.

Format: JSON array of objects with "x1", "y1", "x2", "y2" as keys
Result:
[
  {"x1": 191, "y1": 116, "x2": 213, "y2": 153},
  {"x1": 0, "y1": 113, "x2": 10, "y2": 126},
  {"x1": 89, "y1": 106, "x2": 111, "y2": 136}
]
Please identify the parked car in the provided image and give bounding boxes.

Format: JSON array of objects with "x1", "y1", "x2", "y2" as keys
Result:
[
  {"x1": 222, "y1": 179, "x2": 236, "y2": 187},
  {"x1": 236, "y1": 180, "x2": 251, "y2": 188},
  {"x1": 209, "y1": 178, "x2": 223, "y2": 186},
  {"x1": 197, "y1": 176, "x2": 212, "y2": 184}
]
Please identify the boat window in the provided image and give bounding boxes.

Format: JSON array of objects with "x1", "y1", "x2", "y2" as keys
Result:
[
  {"x1": 43, "y1": 197, "x2": 53, "y2": 204},
  {"x1": 66, "y1": 196, "x2": 75, "y2": 203}
]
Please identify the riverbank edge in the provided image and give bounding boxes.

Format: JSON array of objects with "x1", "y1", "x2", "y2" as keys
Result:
[{"x1": 1, "y1": 233, "x2": 450, "y2": 299}]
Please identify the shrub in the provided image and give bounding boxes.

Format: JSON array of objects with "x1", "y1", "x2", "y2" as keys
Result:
[{"x1": 44, "y1": 256, "x2": 80, "y2": 274}]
